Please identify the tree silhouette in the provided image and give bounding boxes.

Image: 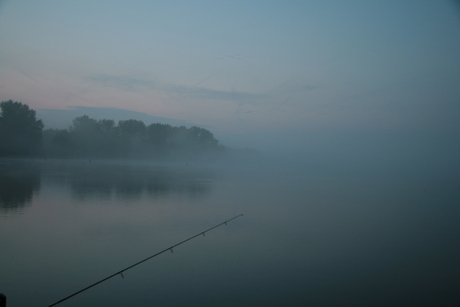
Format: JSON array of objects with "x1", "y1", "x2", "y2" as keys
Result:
[
  {"x1": 146, "y1": 123, "x2": 173, "y2": 146},
  {"x1": 118, "y1": 119, "x2": 145, "y2": 140},
  {"x1": 0, "y1": 100, "x2": 44, "y2": 156},
  {"x1": 40, "y1": 114, "x2": 222, "y2": 160},
  {"x1": 188, "y1": 126, "x2": 218, "y2": 148}
]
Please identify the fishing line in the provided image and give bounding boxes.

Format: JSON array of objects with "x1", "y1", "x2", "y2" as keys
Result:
[{"x1": 47, "y1": 214, "x2": 243, "y2": 307}]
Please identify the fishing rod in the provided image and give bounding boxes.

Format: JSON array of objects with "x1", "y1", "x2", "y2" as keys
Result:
[{"x1": 48, "y1": 214, "x2": 243, "y2": 307}]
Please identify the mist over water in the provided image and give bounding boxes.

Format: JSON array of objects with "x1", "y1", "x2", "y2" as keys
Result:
[
  {"x1": 1, "y1": 156, "x2": 459, "y2": 307},
  {"x1": 1, "y1": 1, "x2": 459, "y2": 305}
]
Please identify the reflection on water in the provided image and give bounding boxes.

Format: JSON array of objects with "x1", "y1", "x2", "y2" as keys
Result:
[
  {"x1": 0, "y1": 160, "x2": 214, "y2": 214},
  {"x1": 0, "y1": 160, "x2": 40, "y2": 213},
  {"x1": 0, "y1": 159, "x2": 459, "y2": 307},
  {"x1": 41, "y1": 162, "x2": 213, "y2": 201}
]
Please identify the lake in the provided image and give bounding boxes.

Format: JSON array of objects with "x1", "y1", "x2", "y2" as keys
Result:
[{"x1": 1, "y1": 158, "x2": 459, "y2": 306}]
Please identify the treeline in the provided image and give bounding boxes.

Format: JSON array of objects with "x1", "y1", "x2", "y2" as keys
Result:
[
  {"x1": 0, "y1": 100, "x2": 224, "y2": 160},
  {"x1": 43, "y1": 116, "x2": 223, "y2": 159}
]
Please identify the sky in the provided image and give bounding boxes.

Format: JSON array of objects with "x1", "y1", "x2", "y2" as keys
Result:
[{"x1": 1, "y1": 1, "x2": 460, "y2": 160}]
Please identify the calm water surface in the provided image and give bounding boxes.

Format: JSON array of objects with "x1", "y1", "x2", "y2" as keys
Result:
[{"x1": 1, "y1": 159, "x2": 459, "y2": 306}]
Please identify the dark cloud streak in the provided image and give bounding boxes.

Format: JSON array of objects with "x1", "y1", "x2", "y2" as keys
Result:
[
  {"x1": 192, "y1": 70, "x2": 224, "y2": 87},
  {"x1": 85, "y1": 74, "x2": 157, "y2": 91},
  {"x1": 85, "y1": 73, "x2": 269, "y2": 102},
  {"x1": 16, "y1": 68, "x2": 41, "y2": 83}
]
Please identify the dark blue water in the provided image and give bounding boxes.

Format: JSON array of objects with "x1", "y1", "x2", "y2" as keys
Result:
[{"x1": 1, "y1": 159, "x2": 459, "y2": 306}]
